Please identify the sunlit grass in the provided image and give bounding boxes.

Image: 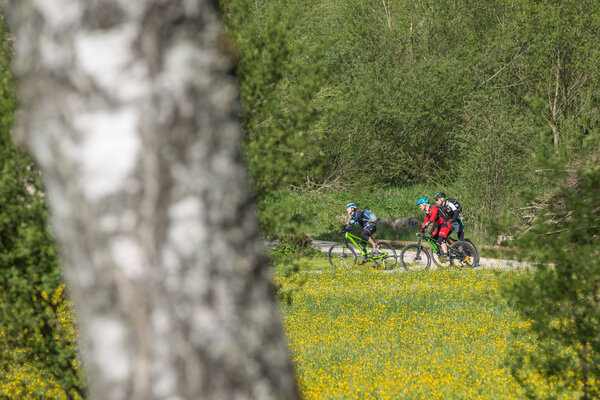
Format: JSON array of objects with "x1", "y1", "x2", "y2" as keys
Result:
[
  {"x1": 275, "y1": 259, "x2": 576, "y2": 399},
  {"x1": 0, "y1": 257, "x2": 578, "y2": 399}
]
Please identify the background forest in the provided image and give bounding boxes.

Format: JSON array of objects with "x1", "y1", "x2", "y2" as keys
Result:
[{"x1": 221, "y1": 0, "x2": 600, "y2": 240}]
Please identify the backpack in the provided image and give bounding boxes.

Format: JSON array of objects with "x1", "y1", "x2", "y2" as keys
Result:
[
  {"x1": 446, "y1": 198, "x2": 463, "y2": 214},
  {"x1": 363, "y1": 210, "x2": 378, "y2": 225}
]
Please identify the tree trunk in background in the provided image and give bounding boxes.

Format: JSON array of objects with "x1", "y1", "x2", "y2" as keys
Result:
[{"x1": 1, "y1": 1, "x2": 299, "y2": 399}]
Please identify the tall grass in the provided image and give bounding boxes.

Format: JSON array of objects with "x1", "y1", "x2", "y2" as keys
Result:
[
  {"x1": 257, "y1": 183, "x2": 493, "y2": 245},
  {"x1": 274, "y1": 258, "x2": 574, "y2": 399},
  {"x1": 258, "y1": 184, "x2": 438, "y2": 236}
]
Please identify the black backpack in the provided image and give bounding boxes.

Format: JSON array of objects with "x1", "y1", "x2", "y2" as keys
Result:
[{"x1": 446, "y1": 198, "x2": 463, "y2": 214}]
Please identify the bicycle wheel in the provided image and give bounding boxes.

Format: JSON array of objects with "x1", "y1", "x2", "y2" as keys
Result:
[
  {"x1": 400, "y1": 244, "x2": 431, "y2": 271},
  {"x1": 371, "y1": 241, "x2": 398, "y2": 270},
  {"x1": 449, "y1": 240, "x2": 477, "y2": 269},
  {"x1": 327, "y1": 243, "x2": 357, "y2": 269},
  {"x1": 464, "y1": 238, "x2": 480, "y2": 267}
]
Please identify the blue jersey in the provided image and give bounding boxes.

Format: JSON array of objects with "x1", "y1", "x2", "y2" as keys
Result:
[{"x1": 345, "y1": 210, "x2": 376, "y2": 231}]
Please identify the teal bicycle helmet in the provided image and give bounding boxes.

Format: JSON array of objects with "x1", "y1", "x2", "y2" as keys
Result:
[
  {"x1": 416, "y1": 197, "x2": 429, "y2": 206},
  {"x1": 346, "y1": 203, "x2": 357, "y2": 208}
]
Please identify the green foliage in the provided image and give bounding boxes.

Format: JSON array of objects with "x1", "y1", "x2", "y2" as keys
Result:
[
  {"x1": 269, "y1": 233, "x2": 321, "y2": 262},
  {"x1": 501, "y1": 163, "x2": 600, "y2": 399},
  {"x1": 222, "y1": 0, "x2": 600, "y2": 239},
  {"x1": 221, "y1": 0, "x2": 330, "y2": 196},
  {"x1": 324, "y1": 57, "x2": 471, "y2": 183},
  {"x1": 268, "y1": 234, "x2": 315, "y2": 305},
  {"x1": 453, "y1": 92, "x2": 537, "y2": 233},
  {"x1": 483, "y1": 0, "x2": 600, "y2": 156},
  {"x1": 0, "y1": 16, "x2": 85, "y2": 399}
]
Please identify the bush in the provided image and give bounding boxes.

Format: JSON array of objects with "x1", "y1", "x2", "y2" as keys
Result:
[
  {"x1": 269, "y1": 233, "x2": 320, "y2": 261},
  {"x1": 502, "y1": 162, "x2": 600, "y2": 399}
]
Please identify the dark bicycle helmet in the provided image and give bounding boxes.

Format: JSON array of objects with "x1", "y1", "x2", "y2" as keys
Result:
[{"x1": 434, "y1": 192, "x2": 447, "y2": 200}]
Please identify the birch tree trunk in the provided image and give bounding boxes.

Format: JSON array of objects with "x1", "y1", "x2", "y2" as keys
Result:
[{"x1": 1, "y1": 1, "x2": 299, "y2": 399}]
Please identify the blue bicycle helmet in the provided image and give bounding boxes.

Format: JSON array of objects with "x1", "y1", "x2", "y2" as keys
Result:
[
  {"x1": 416, "y1": 197, "x2": 429, "y2": 206},
  {"x1": 346, "y1": 203, "x2": 357, "y2": 208}
]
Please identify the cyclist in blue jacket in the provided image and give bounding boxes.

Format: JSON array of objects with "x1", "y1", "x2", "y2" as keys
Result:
[{"x1": 340, "y1": 203, "x2": 378, "y2": 254}]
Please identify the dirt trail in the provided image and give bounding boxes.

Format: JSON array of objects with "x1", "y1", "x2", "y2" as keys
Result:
[{"x1": 311, "y1": 240, "x2": 531, "y2": 271}]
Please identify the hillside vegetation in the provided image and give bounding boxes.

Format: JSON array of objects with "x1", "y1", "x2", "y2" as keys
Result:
[
  {"x1": 224, "y1": 5, "x2": 600, "y2": 395},
  {"x1": 221, "y1": 0, "x2": 600, "y2": 239}
]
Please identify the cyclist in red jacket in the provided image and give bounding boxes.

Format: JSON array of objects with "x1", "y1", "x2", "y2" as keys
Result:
[{"x1": 416, "y1": 197, "x2": 451, "y2": 260}]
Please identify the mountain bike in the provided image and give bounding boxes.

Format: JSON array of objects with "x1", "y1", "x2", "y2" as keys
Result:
[
  {"x1": 327, "y1": 230, "x2": 398, "y2": 270},
  {"x1": 399, "y1": 232, "x2": 477, "y2": 271}
]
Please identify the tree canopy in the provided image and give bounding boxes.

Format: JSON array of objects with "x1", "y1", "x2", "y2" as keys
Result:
[{"x1": 222, "y1": 0, "x2": 600, "y2": 229}]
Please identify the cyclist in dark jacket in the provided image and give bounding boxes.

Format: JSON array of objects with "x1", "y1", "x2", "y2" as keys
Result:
[
  {"x1": 434, "y1": 192, "x2": 464, "y2": 240},
  {"x1": 416, "y1": 197, "x2": 451, "y2": 259},
  {"x1": 341, "y1": 203, "x2": 378, "y2": 252}
]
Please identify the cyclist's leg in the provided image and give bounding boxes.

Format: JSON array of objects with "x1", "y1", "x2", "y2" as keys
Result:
[
  {"x1": 457, "y1": 220, "x2": 465, "y2": 240},
  {"x1": 367, "y1": 225, "x2": 377, "y2": 248},
  {"x1": 451, "y1": 221, "x2": 460, "y2": 239},
  {"x1": 438, "y1": 225, "x2": 452, "y2": 255},
  {"x1": 430, "y1": 229, "x2": 440, "y2": 251},
  {"x1": 359, "y1": 226, "x2": 376, "y2": 251}
]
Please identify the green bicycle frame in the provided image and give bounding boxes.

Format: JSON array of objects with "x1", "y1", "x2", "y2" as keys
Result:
[
  {"x1": 424, "y1": 236, "x2": 439, "y2": 254},
  {"x1": 344, "y1": 231, "x2": 370, "y2": 255}
]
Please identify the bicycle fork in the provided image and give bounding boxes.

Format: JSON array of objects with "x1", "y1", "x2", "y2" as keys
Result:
[
  {"x1": 414, "y1": 249, "x2": 425, "y2": 261},
  {"x1": 414, "y1": 240, "x2": 426, "y2": 261}
]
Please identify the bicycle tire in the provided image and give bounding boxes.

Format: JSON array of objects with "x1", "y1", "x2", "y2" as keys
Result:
[
  {"x1": 464, "y1": 238, "x2": 480, "y2": 267},
  {"x1": 371, "y1": 241, "x2": 398, "y2": 270},
  {"x1": 448, "y1": 235, "x2": 480, "y2": 267},
  {"x1": 327, "y1": 243, "x2": 357, "y2": 269},
  {"x1": 400, "y1": 244, "x2": 431, "y2": 271},
  {"x1": 449, "y1": 240, "x2": 477, "y2": 269}
]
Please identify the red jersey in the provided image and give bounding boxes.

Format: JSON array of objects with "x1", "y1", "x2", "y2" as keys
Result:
[{"x1": 421, "y1": 205, "x2": 450, "y2": 231}]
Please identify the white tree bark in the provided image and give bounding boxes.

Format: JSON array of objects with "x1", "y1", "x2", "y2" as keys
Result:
[{"x1": 1, "y1": 1, "x2": 299, "y2": 399}]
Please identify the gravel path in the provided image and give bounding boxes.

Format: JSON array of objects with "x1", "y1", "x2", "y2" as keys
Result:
[{"x1": 311, "y1": 240, "x2": 532, "y2": 271}]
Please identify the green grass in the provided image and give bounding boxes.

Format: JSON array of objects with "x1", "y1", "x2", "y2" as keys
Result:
[{"x1": 273, "y1": 257, "x2": 573, "y2": 400}]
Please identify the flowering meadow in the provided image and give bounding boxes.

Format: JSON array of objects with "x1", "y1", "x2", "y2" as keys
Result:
[
  {"x1": 0, "y1": 258, "x2": 581, "y2": 399},
  {"x1": 275, "y1": 258, "x2": 577, "y2": 400}
]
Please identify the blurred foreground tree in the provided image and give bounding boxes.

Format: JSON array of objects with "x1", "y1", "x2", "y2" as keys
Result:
[{"x1": 2, "y1": 1, "x2": 298, "y2": 399}]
